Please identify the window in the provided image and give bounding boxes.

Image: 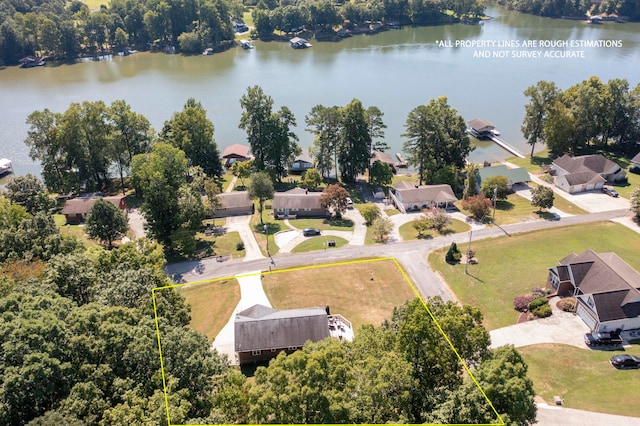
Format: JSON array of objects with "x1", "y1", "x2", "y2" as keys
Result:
[
  {"x1": 287, "y1": 346, "x2": 297, "y2": 351},
  {"x1": 251, "y1": 350, "x2": 261, "y2": 356},
  {"x1": 587, "y1": 297, "x2": 595, "y2": 309},
  {"x1": 270, "y1": 348, "x2": 277, "y2": 352},
  {"x1": 304, "y1": 208, "x2": 311, "y2": 211}
]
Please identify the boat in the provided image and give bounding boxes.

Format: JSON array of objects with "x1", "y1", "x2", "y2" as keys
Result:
[
  {"x1": 240, "y1": 40, "x2": 253, "y2": 49},
  {"x1": 202, "y1": 48, "x2": 214, "y2": 55},
  {"x1": 290, "y1": 37, "x2": 312, "y2": 49},
  {"x1": 19, "y1": 56, "x2": 45, "y2": 68},
  {"x1": 0, "y1": 158, "x2": 13, "y2": 176}
]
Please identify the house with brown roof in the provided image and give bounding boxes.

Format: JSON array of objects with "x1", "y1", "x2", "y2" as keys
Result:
[
  {"x1": 550, "y1": 154, "x2": 625, "y2": 193},
  {"x1": 213, "y1": 191, "x2": 254, "y2": 217},
  {"x1": 370, "y1": 151, "x2": 397, "y2": 174},
  {"x1": 548, "y1": 249, "x2": 640, "y2": 332},
  {"x1": 272, "y1": 188, "x2": 328, "y2": 219},
  {"x1": 390, "y1": 182, "x2": 457, "y2": 213},
  {"x1": 61, "y1": 195, "x2": 127, "y2": 224},
  {"x1": 234, "y1": 304, "x2": 353, "y2": 365},
  {"x1": 631, "y1": 152, "x2": 640, "y2": 171},
  {"x1": 221, "y1": 143, "x2": 251, "y2": 168},
  {"x1": 467, "y1": 118, "x2": 498, "y2": 138}
]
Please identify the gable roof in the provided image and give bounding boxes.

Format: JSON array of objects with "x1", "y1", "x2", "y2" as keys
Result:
[
  {"x1": 217, "y1": 191, "x2": 253, "y2": 208},
  {"x1": 468, "y1": 118, "x2": 495, "y2": 133},
  {"x1": 476, "y1": 164, "x2": 530, "y2": 185},
  {"x1": 61, "y1": 196, "x2": 126, "y2": 216},
  {"x1": 292, "y1": 149, "x2": 313, "y2": 164},
  {"x1": 632, "y1": 152, "x2": 640, "y2": 164},
  {"x1": 234, "y1": 304, "x2": 329, "y2": 352},
  {"x1": 272, "y1": 189, "x2": 324, "y2": 210},
  {"x1": 561, "y1": 171, "x2": 606, "y2": 186},
  {"x1": 553, "y1": 154, "x2": 621, "y2": 175},
  {"x1": 371, "y1": 151, "x2": 395, "y2": 165},
  {"x1": 222, "y1": 143, "x2": 250, "y2": 159},
  {"x1": 393, "y1": 184, "x2": 457, "y2": 204},
  {"x1": 556, "y1": 249, "x2": 640, "y2": 322}
]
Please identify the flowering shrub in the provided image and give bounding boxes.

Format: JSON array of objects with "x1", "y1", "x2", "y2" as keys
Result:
[{"x1": 513, "y1": 294, "x2": 536, "y2": 312}]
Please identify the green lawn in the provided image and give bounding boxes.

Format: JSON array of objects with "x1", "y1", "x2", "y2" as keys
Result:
[
  {"x1": 181, "y1": 278, "x2": 240, "y2": 342},
  {"x1": 385, "y1": 208, "x2": 401, "y2": 216},
  {"x1": 250, "y1": 207, "x2": 289, "y2": 256},
  {"x1": 399, "y1": 218, "x2": 470, "y2": 241},
  {"x1": 54, "y1": 214, "x2": 100, "y2": 249},
  {"x1": 506, "y1": 149, "x2": 553, "y2": 172},
  {"x1": 195, "y1": 230, "x2": 245, "y2": 259},
  {"x1": 527, "y1": 182, "x2": 588, "y2": 215},
  {"x1": 429, "y1": 222, "x2": 640, "y2": 330},
  {"x1": 291, "y1": 236, "x2": 348, "y2": 253},
  {"x1": 262, "y1": 259, "x2": 416, "y2": 330},
  {"x1": 289, "y1": 217, "x2": 354, "y2": 231},
  {"x1": 520, "y1": 344, "x2": 640, "y2": 417}
]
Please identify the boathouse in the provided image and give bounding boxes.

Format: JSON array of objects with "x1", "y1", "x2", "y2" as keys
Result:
[{"x1": 468, "y1": 118, "x2": 497, "y2": 138}]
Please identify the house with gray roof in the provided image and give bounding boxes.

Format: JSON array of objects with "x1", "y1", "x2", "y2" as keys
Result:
[
  {"x1": 631, "y1": 152, "x2": 640, "y2": 170},
  {"x1": 289, "y1": 149, "x2": 314, "y2": 174},
  {"x1": 272, "y1": 188, "x2": 328, "y2": 219},
  {"x1": 390, "y1": 182, "x2": 457, "y2": 213},
  {"x1": 476, "y1": 164, "x2": 530, "y2": 190},
  {"x1": 467, "y1": 118, "x2": 497, "y2": 138},
  {"x1": 213, "y1": 191, "x2": 254, "y2": 217},
  {"x1": 234, "y1": 304, "x2": 352, "y2": 365},
  {"x1": 548, "y1": 249, "x2": 640, "y2": 333},
  {"x1": 550, "y1": 154, "x2": 625, "y2": 193},
  {"x1": 370, "y1": 151, "x2": 397, "y2": 174}
]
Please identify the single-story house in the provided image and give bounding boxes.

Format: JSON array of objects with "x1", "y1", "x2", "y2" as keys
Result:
[
  {"x1": 272, "y1": 188, "x2": 328, "y2": 219},
  {"x1": 370, "y1": 151, "x2": 397, "y2": 174},
  {"x1": 390, "y1": 181, "x2": 457, "y2": 213},
  {"x1": 630, "y1": 152, "x2": 640, "y2": 170},
  {"x1": 213, "y1": 191, "x2": 254, "y2": 217},
  {"x1": 289, "y1": 149, "x2": 313, "y2": 174},
  {"x1": 61, "y1": 195, "x2": 127, "y2": 224},
  {"x1": 467, "y1": 118, "x2": 497, "y2": 138},
  {"x1": 234, "y1": 304, "x2": 353, "y2": 365},
  {"x1": 222, "y1": 144, "x2": 251, "y2": 168},
  {"x1": 547, "y1": 249, "x2": 640, "y2": 333},
  {"x1": 476, "y1": 164, "x2": 530, "y2": 190},
  {"x1": 550, "y1": 154, "x2": 626, "y2": 193}
]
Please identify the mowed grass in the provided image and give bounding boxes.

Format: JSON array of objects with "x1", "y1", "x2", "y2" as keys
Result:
[
  {"x1": 520, "y1": 344, "x2": 640, "y2": 417},
  {"x1": 290, "y1": 217, "x2": 354, "y2": 231},
  {"x1": 291, "y1": 236, "x2": 348, "y2": 253},
  {"x1": 527, "y1": 182, "x2": 588, "y2": 215},
  {"x1": 54, "y1": 214, "x2": 101, "y2": 249},
  {"x1": 250, "y1": 207, "x2": 288, "y2": 256},
  {"x1": 429, "y1": 222, "x2": 640, "y2": 330},
  {"x1": 181, "y1": 278, "x2": 240, "y2": 342},
  {"x1": 399, "y1": 218, "x2": 470, "y2": 241},
  {"x1": 262, "y1": 259, "x2": 415, "y2": 330}
]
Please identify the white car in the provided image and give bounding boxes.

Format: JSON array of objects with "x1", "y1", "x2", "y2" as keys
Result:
[{"x1": 346, "y1": 197, "x2": 353, "y2": 208}]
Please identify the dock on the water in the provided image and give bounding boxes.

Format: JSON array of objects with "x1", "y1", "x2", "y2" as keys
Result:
[{"x1": 488, "y1": 135, "x2": 525, "y2": 158}]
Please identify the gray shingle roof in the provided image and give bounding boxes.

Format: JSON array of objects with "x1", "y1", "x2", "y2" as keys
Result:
[
  {"x1": 553, "y1": 154, "x2": 620, "y2": 175},
  {"x1": 235, "y1": 304, "x2": 329, "y2": 352},
  {"x1": 394, "y1": 184, "x2": 457, "y2": 204},
  {"x1": 272, "y1": 191, "x2": 324, "y2": 210},
  {"x1": 217, "y1": 191, "x2": 253, "y2": 209},
  {"x1": 468, "y1": 118, "x2": 495, "y2": 132}
]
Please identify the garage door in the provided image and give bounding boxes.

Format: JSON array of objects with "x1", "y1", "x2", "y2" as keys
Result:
[{"x1": 576, "y1": 304, "x2": 597, "y2": 330}]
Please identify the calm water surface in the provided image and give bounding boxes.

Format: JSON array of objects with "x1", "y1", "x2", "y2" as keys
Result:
[{"x1": 1, "y1": 4, "x2": 640, "y2": 177}]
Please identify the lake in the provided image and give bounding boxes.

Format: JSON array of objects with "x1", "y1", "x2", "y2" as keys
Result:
[{"x1": 1, "y1": 3, "x2": 640, "y2": 178}]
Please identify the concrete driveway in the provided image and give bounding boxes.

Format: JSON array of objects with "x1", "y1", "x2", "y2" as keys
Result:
[
  {"x1": 225, "y1": 215, "x2": 264, "y2": 261},
  {"x1": 490, "y1": 298, "x2": 589, "y2": 349}
]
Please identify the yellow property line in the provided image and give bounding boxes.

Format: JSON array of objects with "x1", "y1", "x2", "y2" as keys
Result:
[{"x1": 153, "y1": 257, "x2": 504, "y2": 426}]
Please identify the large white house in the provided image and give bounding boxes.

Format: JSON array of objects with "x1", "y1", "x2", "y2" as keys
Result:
[
  {"x1": 550, "y1": 154, "x2": 626, "y2": 193},
  {"x1": 390, "y1": 182, "x2": 457, "y2": 213}
]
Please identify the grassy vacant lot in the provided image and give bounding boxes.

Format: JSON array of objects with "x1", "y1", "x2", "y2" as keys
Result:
[
  {"x1": 520, "y1": 344, "x2": 640, "y2": 417},
  {"x1": 263, "y1": 259, "x2": 416, "y2": 330},
  {"x1": 399, "y1": 218, "x2": 470, "y2": 241},
  {"x1": 291, "y1": 236, "x2": 348, "y2": 253},
  {"x1": 290, "y1": 217, "x2": 354, "y2": 231},
  {"x1": 181, "y1": 278, "x2": 240, "y2": 342},
  {"x1": 430, "y1": 222, "x2": 640, "y2": 330}
]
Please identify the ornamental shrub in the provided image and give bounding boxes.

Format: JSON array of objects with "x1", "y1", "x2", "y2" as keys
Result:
[
  {"x1": 445, "y1": 242, "x2": 461, "y2": 263},
  {"x1": 532, "y1": 304, "x2": 552, "y2": 318},
  {"x1": 557, "y1": 297, "x2": 577, "y2": 312},
  {"x1": 236, "y1": 241, "x2": 245, "y2": 251},
  {"x1": 513, "y1": 294, "x2": 536, "y2": 312},
  {"x1": 528, "y1": 297, "x2": 548, "y2": 311}
]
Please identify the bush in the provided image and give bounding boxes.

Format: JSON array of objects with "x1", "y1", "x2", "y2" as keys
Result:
[
  {"x1": 528, "y1": 297, "x2": 549, "y2": 311},
  {"x1": 236, "y1": 241, "x2": 245, "y2": 251},
  {"x1": 557, "y1": 297, "x2": 577, "y2": 312},
  {"x1": 532, "y1": 304, "x2": 552, "y2": 318},
  {"x1": 513, "y1": 294, "x2": 536, "y2": 312},
  {"x1": 445, "y1": 242, "x2": 461, "y2": 263}
]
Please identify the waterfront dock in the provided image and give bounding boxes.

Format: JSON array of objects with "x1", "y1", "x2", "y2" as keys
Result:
[
  {"x1": 467, "y1": 118, "x2": 525, "y2": 159},
  {"x1": 487, "y1": 134, "x2": 525, "y2": 158}
]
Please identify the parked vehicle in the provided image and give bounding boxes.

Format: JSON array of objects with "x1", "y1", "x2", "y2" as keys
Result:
[
  {"x1": 303, "y1": 228, "x2": 321, "y2": 236},
  {"x1": 584, "y1": 331, "x2": 623, "y2": 347},
  {"x1": 610, "y1": 354, "x2": 640, "y2": 369},
  {"x1": 602, "y1": 187, "x2": 619, "y2": 197},
  {"x1": 346, "y1": 197, "x2": 353, "y2": 208}
]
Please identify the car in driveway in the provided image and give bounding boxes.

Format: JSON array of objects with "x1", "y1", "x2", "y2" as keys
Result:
[
  {"x1": 302, "y1": 228, "x2": 321, "y2": 236},
  {"x1": 584, "y1": 331, "x2": 623, "y2": 347},
  {"x1": 610, "y1": 354, "x2": 640, "y2": 369},
  {"x1": 346, "y1": 197, "x2": 353, "y2": 208},
  {"x1": 602, "y1": 186, "x2": 619, "y2": 197}
]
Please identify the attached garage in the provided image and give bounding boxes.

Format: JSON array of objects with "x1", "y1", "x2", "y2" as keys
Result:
[{"x1": 576, "y1": 302, "x2": 598, "y2": 331}]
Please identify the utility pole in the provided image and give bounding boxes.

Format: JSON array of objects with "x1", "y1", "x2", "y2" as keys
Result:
[
  {"x1": 465, "y1": 228, "x2": 473, "y2": 275},
  {"x1": 264, "y1": 224, "x2": 270, "y2": 257},
  {"x1": 492, "y1": 186, "x2": 498, "y2": 223}
]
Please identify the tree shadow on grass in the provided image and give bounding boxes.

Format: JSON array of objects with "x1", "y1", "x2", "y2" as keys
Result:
[
  {"x1": 496, "y1": 200, "x2": 514, "y2": 211},
  {"x1": 254, "y1": 222, "x2": 282, "y2": 234},
  {"x1": 530, "y1": 155, "x2": 553, "y2": 167},
  {"x1": 534, "y1": 211, "x2": 560, "y2": 221},
  {"x1": 323, "y1": 218, "x2": 354, "y2": 228},
  {"x1": 417, "y1": 234, "x2": 434, "y2": 240}
]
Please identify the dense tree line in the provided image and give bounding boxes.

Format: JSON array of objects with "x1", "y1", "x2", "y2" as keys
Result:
[
  {"x1": 0, "y1": 0, "x2": 486, "y2": 64},
  {"x1": 521, "y1": 76, "x2": 640, "y2": 157},
  {"x1": 251, "y1": 0, "x2": 485, "y2": 39},
  {"x1": 0, "y1": 192, "x2": 234, "y2": 425},
  {"x1": 494, "y1": 0, "x2": 640, "y2": 20},
  {"x1": 0, "y1": 0, "x2": 234, "y2": 64}
]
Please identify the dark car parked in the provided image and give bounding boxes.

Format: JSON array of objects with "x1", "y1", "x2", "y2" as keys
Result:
[
  {"x1": 584, "y1": 331, "x2": 623, "y2": 347},
  {"x1": 303, "y1": 228, "x2": 321, "y2": 236},
  {"x1": 610, "y1": 354, "x2": 640, "y2": 369},
  {"x1": 602, "y1": 187, "x2": 619, "y2": 197}
]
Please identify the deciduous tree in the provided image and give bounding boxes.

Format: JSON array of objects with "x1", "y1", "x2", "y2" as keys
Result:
[
  {"x1": 530, "y1": 185, "x2": 554, "y2": 211},
  {"x1": 247, "y1": 171, "x2": 274, "y2": 225},
  {"x1": 360, "y1": 203, "x2": 380, "y2": 225},
  {"x1": 319, "y1": 184, "x2": 349, "y2": 219},
  {"x1": 86, "y1": 198, "x2": 128, "y2": 249},
  {"x1": 301, "y1": 168, "x2": 323, "y2": 190},
  {"x1": 461, "y1": 194, "x2": 491, "y2": 221},
  {"x1": 339, "y1": 99, "x2": 371, "y2": 184},
  {"x1": 306, "y1": 104, "x2": 341, "y2": 179},
  {"x1": 4, "y1": 174, "x2": 54, "y2": 215},
  {"x1": 369, "y1": 160, "x2": 393, "y2": 187},
  {"x1": 480, "y1": 175, "x2": 510, "y2": 201},
  {"x1": 371, "y1": 216, "x2": 393, "y2": 241},
  {"x1": 521, "y1": 80, "x2": 559, "y2": 158}
]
